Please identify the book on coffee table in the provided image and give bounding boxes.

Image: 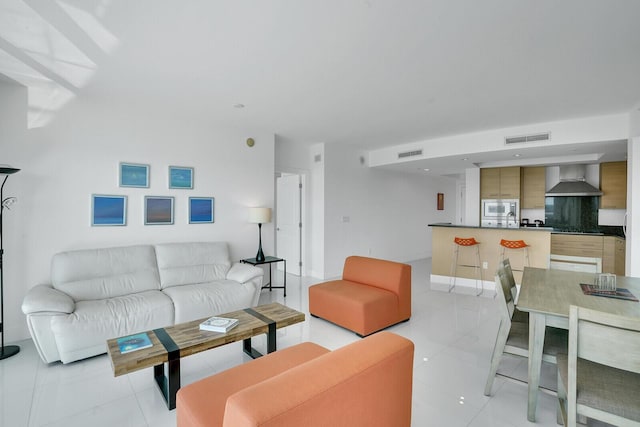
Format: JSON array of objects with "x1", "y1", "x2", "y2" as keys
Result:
[
  {"x1": 117, "y1": 332, "x2": 153, "y2": 354},
  {"x1": 200, "y1": 316, "x2": 239, "y2": 333}
]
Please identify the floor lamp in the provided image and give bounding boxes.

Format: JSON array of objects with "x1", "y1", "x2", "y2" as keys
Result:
[
  {"x1": 0, "y1": 166, "x2": 20, "y2": 360},
  {"x1": 248, "y1": 207, "x2": 272, "y2": 262}
]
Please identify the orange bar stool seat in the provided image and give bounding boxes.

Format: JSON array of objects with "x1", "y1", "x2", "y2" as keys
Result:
[
  {"x1": 499, "y1": 239, "x2": 530, "y2": 272},
  {"x1": 449, "y1": 237, "x2": 483, "y2": 296}
]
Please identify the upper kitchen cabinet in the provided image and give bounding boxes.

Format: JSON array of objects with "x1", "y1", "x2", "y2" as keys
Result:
[
  {"x1": 520, "y1": 166, "x2": 546, "y2": 209},
  {"x1": 600, "y1": 161, "x2": 627, "y2": 209},
  {"x1": 480, "y1": 167, "x2": 521, "y2": 199}
]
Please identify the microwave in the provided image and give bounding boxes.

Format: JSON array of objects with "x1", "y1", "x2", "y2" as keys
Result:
[{"x1": 481, "y1": 199, "x2": 519, "y2": 228}]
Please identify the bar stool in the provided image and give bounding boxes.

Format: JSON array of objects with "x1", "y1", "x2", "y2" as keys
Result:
[
  {"x1": 449, "y1": 237, "x2": 483, "y2": 296},
  {"x1": 498, "y1": 239, "x2": 530, "y2": 274}
]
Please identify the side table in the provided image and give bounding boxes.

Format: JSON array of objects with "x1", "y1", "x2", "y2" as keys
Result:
[{"x1": 240, "y1": 256, "x2": 287, "y2": 297}]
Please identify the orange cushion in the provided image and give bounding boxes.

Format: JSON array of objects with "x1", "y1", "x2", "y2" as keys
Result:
[
  {"x1": 176, "y1": 342, "x2": 329, "y2": 427},
  {"x1": 309, "y1": 280, "x2": 399, "y2": 336}
]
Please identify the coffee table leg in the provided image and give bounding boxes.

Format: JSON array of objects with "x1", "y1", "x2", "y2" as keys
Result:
[
  {"x1": 154, "y1": 359, "x2": 181, "y2": 410},
  {"x1": 242, "y1": 320, "x2": 277, "y2": 358}
]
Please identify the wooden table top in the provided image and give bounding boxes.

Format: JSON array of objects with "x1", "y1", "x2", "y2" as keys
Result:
[
  {"x1": 517, "y1": 267, "x2": 640, "y2": 319},
  {"x1": 107, "y1": 302, "x2": 305, "y2": 377}
]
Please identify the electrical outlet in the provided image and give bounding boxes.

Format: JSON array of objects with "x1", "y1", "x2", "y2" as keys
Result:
[{"x1": 482, "y1": 262, "x2": 488, "y2": 269}]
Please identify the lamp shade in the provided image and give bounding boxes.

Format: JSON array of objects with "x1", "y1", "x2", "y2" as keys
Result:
[{"x1": 248, "y1": 207, "x2": 272, "y2": 224}]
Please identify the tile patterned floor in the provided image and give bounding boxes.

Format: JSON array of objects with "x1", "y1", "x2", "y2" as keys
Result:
[{"x1": 1, "y1": 259, "x2": 596, "y2": 426}]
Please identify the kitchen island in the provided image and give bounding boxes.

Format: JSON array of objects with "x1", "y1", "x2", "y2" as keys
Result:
[{"x1": 429, "y1": 223, "x2": 552, "y2": 294}]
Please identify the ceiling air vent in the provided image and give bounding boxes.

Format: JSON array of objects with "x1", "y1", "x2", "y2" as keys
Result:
[
  {"x1": 505, "y1": 132, "x2": 550, "y2": 145},
  {"x1": 398, "y1": 149, "x2": 423, "y2": 159}
]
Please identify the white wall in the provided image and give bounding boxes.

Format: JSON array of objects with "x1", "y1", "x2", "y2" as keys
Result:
[
  {"x1": 627, "y1": 104, "x2": 640, "y2": 276},
  {"x1": 2, "y1": 90, "x2": 275, "y2": 342},
  {"x1": 323, "y1": 143, "x2": 456, "y2": 278}
]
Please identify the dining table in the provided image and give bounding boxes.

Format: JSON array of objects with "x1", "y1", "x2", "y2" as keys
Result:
[{"x1": 516, "y1": 266, "x2": 640, "y2": 422}]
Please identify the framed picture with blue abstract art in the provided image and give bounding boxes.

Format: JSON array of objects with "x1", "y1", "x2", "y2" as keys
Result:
[
  {"x1": 92, "y1": 195, "x2": 127, "y2": 226},
  {"x1": 145, "y1": 196, "x2": 174, "y2": 225},
  {"x1": 169, "y1": 166, "x2": 193, "y2": 189},
  {"x1": 189, "y1": 197, "x2": 214, "y2": 224},
  {"x1": 119, "y1": 162, "x2": 149, "y2": 188}
]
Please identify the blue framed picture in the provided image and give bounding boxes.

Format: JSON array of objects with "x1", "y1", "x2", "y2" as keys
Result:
[
  {"x1": 169, "y1": 166, "x2": 193, "y2": 189},
  {"x1": 189, "y1": 197, "x2": 214, "y2": 224},
  {"x1": 145, "y1": 196, "x2": 174, "y2": 225},
  {"x1": 119, "y1": 162, "x2": 149, "y2": 188},
  {"x1": 92, "y1": 195, "x2": 127, "y2": 226}
]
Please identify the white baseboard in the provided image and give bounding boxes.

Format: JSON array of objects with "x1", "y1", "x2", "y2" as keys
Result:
[{"x1": 430, "y1": 274, "x2": 496, "y2": 298}]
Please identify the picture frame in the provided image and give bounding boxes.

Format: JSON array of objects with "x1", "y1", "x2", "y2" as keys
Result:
[
  {"x1": 119, "y1": 162, "x2": 149, "y2": 188},
  {"x1": 169, "y1": 166, "x2": 193, "y2": 189},
  {"x1": 189, "y1": 197, "x2": 214, "y2": 224},
  {"x1": 437, "y1": 193, "x2": 444, "y2": 210},
  {"x1": 92, "y1": 195, "x2": 127, "y2": 226},
  {"x1": 144, "y1": 196, "x2": 174, "y2": 225}
]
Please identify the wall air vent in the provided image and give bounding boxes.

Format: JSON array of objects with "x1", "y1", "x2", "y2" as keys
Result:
[
  {"x1": 398, "y1": 149, "x2": 423, "y2": 159},
  {"x1": 505, "y1": 132, "x2": 550, "y2": 145}
]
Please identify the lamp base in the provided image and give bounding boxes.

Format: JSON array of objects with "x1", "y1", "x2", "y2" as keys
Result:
[
  {"x1": 256, "y1": 248, "x2": 265, "y2": 262},
  {"x1": 0, "y1": 345, "x2": 20, "y2": 360}
]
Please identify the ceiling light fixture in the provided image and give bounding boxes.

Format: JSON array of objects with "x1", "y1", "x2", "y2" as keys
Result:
[
  {"x1": 462, "y1": 158, "x2": 468, "y2": 161},
  {"x1": 423, "y1": 168, "x2": 430, "y2": 172},
  {"x1": 234, "y1": 104, "x2": 245, "y2": 109},
  {"x1": 513, "y1": 154, "x2": 521, "y2": 157}
]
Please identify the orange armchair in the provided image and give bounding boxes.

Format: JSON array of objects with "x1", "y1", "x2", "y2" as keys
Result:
[
  {"x1": 308, "y1": 256, "x2": 412, "y2": 336},
  {"x1": 176, "y1": 332, "x2": 414, "y2": 427}
]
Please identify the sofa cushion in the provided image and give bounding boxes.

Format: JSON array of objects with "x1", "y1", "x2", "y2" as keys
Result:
[
  {"x1": 51, "y1": 245, "x2": 161, "y2": 301},
  {"x1": 162, "y1": 280, "x2": 259, "y2": 323},
  {"x1": 50, "y1": 290, "x2": 174, "y2": 364},
  {"x1": 155, "y1": 242, "x2": 231, "y2": 289}
]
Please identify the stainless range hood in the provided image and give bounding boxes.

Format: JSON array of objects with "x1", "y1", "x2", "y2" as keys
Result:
[{"x1": 545, "y1": 164, "x2": 602, "y2": 197}]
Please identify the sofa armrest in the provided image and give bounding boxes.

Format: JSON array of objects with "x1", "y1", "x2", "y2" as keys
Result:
[
  {"x1": 22, "y1": 284, "x2": 75, "y2": 315},
  {"x1": 226, "y1": 263, "x2": 264, "y2": 284}
]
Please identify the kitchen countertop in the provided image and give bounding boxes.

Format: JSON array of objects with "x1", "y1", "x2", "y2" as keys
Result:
[{"x1": 428, "y1": 223, "x2": 625, "y2": 238}]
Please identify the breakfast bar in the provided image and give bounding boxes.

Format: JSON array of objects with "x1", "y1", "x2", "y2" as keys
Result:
[{"x1": 429, "y1": 223, "x2": 552, "y2": 292}]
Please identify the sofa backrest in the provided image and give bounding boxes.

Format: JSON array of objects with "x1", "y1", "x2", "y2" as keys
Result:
[
  {"x1": 155, "y1": 242, "x2": 231, "y2": 289},
  {"x1": 222, "y1": 331, "x2": 414, "y2": 427},
  {"x1": 51, "y1": 245, "x2": 161, "y2": 301}
]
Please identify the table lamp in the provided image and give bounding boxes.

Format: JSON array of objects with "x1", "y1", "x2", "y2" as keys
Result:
[
  {"x1": 248, "y1": 207, "x2": 271, "y2": 262},
  {"x1": 0, "y1": 165, "x2": 20, "y2": 360}
]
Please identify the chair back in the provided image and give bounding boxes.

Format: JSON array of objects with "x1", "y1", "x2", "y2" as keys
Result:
[
  {"x1": 494, "y1": 267, "x2": 515, "y2": 322},
  {"x1": 569, "y1": 305, "x2": 640, "y2": 374}
]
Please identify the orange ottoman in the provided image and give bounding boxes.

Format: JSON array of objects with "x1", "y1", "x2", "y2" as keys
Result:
[{"x1": 309, "y1": 256, "x2": 411, "y2": 336}]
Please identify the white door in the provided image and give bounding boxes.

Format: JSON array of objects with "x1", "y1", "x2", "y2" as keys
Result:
[{"x1": 276, "y1": 174, "x2": 301, "y2": 276}]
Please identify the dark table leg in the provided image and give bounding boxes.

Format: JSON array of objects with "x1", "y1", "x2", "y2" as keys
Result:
[
  {"x1": 243, "y1": 308, "x2": 277, "y2": 358},
  {"x1": 154, "y1": 359, "x2": 181, "y2": 410}
]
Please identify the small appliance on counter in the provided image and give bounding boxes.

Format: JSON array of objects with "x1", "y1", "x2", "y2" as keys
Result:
[{"x1": 481, "y1": 199, "x2": 519, "y2": 228}]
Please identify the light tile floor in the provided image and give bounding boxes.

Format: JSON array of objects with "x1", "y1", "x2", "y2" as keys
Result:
[{"x1": 0, "y1": 259, "x2": 604, "y2": 426}]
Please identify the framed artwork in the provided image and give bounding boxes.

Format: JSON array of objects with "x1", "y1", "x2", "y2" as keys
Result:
[
  {"x1": 169, "y1": 166, "x2": 193, "y2": 189},
  {"x1": 189, "y1": 197, "x2": 214, "y2": 224},
  {"x1": 119, "y1": 162, "x2": 149, "y2": 188},
  {"x1": 437, "y1": 193, "x2": 444, "y2": 210},
  {"x1": 144, "y1": 196, "x2": 174, "y2": 225},
  {"x1": 92, "y1": 195, "x2": 127, "y2": 226}
]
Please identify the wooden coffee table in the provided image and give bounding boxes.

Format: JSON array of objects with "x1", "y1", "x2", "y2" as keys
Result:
[{"x1": 106, "y1": 302, "x2": 305, "y2": 410}]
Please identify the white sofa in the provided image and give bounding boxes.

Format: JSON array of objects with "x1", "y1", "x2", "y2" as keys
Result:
[{"x1": 21, "y1": 242, "x2": 264, "y2": 364}]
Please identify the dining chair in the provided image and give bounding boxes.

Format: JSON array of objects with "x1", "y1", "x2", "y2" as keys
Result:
[
  {"x1": 484, "y1": 263, "x2": 568, "y2": 396},
  {"x1": 498, "y1": 259, "x2": 528, "y2": 324},
  {"x1": 556, "y1": 305, "x2": 640, "y2": 427}
]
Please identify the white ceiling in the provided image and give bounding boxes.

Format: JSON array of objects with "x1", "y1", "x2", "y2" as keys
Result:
[{"x1": 1, "y1": 0, "x2": 640, "y2": 171}]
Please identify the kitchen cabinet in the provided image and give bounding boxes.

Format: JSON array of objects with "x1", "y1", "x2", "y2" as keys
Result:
[
  {"x1": 551, "y1": 234, "x2": 603, "y2": 259},
  {"x1": 600, "y1": 161, "x2": 627, "y2": 209},
  {"x1": 480, "y1": 167, "x2": 521, "y2": 199},
  {"x1": 552, "y1": 234, "x2": 625, "y2": 275},
  {"x1": 603, "y1": 236, "x2": 626, "y2": 276},
  {"x1": 520, "y1": 167, "x2": 545, "y2": 209}
]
